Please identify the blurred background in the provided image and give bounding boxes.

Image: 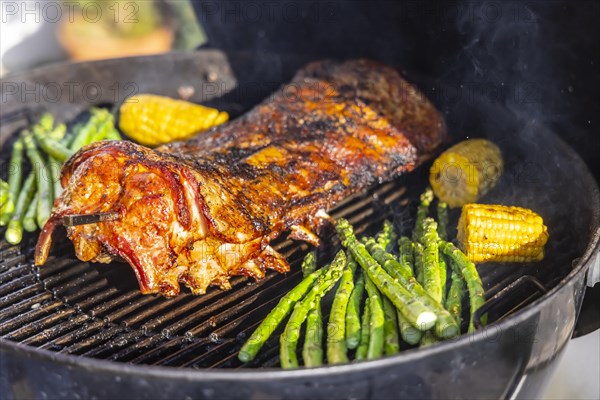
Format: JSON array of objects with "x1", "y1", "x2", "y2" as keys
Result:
[{"x1": 0, "y1": 0, "x2": 205, "y2": 76}]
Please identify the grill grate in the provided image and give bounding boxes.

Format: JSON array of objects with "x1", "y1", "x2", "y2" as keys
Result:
[{"x1": 0, "y1": 167, "x2": 563, "y2": 369}]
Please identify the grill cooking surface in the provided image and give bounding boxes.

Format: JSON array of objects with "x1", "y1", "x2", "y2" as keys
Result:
[{"x1": 0, "y1": 164, "x2": 572, "y2": 369}]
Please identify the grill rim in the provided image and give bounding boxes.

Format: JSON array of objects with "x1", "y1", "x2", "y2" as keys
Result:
[{"x1": 1, "y1": 120, "x2": 598, "y2": 379}]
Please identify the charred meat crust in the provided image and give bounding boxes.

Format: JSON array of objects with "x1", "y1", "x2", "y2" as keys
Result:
[{"x1": 35, "y1": 59, "x2": 446, "y2": 296}]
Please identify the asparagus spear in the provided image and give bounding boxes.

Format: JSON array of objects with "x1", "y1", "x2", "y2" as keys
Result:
[
  {"x1": 437, "y1": 201, "x2": 449, "y2": 241},
  {"x1": 0, "y1": 180, "x2": 8, "y2": 207},
  {"x1": 414, "y1": 242, "x2": 424, "y2": 285},
  {"x1": 364, "y1": 274, "x2": 384, "y2": 359},
  {"x1": 413, "y1": 187, "x2": 433, "y2": 241},
  {"x1": 280, "y1": 250, "x2": 346, "y2": 369},
  {"x1": 382, "y1": 296, "x2": 400, "y2": 355},
  {"x1": 422, "y1": 218, "x2": 442, "y2": 303},
  {"x1": 22, "y1": 191, "x2": 38, "y2": 232},
  {"x1": 238, "y1": 267, "x2": 326, "y2": 363},
  {"x1": 419, "y1": 331, "x2": 439, "y2": 347},
  {"x1": 398, "y1": 236, "x2": 414, "y2": 274},
  {"x1": 376, "y1": 219, "x2": 397, "y2": 251},
  {"x1": 336, "y1": 219, "x2": 437, "y2": 331},
  {"x1": 5, "y1": 173, "x2": 35, "y2": 244},
  {"x1": 355, "y1": 296, "x2": 371, "y2": 361},
  {"x1": 23, "y1": 132, "x2": 53, "y2": 228},
  {"x1": 345, "y1": 267, "x2": 365, "y2": 349},
  {"x1": 445, "y1": 270, "x2": 465, "y2": 326},
  {"x1": 397, "y1": 309, "x2": 422, "y2": 345},
  {"x1": 0, "y1": 138, "x2": 24, "y2": 225},
  {"x1": 326, "y1": 252, "x2": 356, "y2": 364},
  {"x1": 302, "y1": 303, "x2": 323, "y2": 367},
  {"x1": 364, "y1": 238, "x2": 459, "y2": 339},
  {"x1": 440, "y1": 241, "x2": 486, "y2": 332},
  {"x1": 301, "y1": 251, "x2": 317, "y2": 277},
  {"x1": 437, "y1": 201, "x2": 449, "y2": 303},
  {"x1": 32, "y1": 124, "x2": 74, "y2": 162}
]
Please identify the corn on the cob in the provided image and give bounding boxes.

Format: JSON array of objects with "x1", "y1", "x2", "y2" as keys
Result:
[
  {"x1": 430, "y1": 139, "x2": 503, "y2": 208},
  {"x1": 119, "y1": 94, "x2": 229, "y2": 147},
  {"x1": 457, "y1": 204, "x2": 549, "y2": 263}
]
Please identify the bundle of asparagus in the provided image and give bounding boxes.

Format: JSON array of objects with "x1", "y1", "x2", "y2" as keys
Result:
[
  {"x1": 0, "y1": 109, "x2": 120, "y2": 244},
  {"x1": 237, "y1": 188, "x2": 486, "y2": 368}
]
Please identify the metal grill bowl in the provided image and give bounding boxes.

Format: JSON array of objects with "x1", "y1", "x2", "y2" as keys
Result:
[{"x1": 1, "y1": 51, "x2": 599, "y2": 400}]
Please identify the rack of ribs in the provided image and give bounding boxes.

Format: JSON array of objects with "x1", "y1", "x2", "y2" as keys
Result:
[{"x1": 35, "y1": 59, "x2": 446, "y2": 297}]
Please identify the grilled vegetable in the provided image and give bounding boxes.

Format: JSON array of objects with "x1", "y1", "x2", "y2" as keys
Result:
[
  {"x1": 345, "y1": 268, "x2": 365, "y2": 349},
  {"x1": 238, "y1": 267, "x2": 325, "y2": 363},
  {"x1": 440, "y1": 241, "x2": 486, "y2": 332},
  {"x1": 414, "y1": 242, "x2": 424, "y2": 285},
  {"x1": 23, "y1": 132, "x2": 53, "y2": 228},
  {"x1": 419, "y1": 331, "x2": 439, "y2": 347},
  {"x1": 437, "y1": 201, "x2": 448, "y2": 241},
  {"x1": 119, "y1": 94, "x2": 229, "y2": 147},
  {"x1": 301, "y1": 251, "x2": 317, "y2": 277},
  {"x1": 0, "y1": 180, "x2": 8, "y2": 208},
  {"x1": 397, "y1": 310, "x2": 422, "y2": 345},
  {"x1": 22, "y1": 191, "x2": 38, "y2": 232},
  {"x1": 445, "y1": 270, "x2": 465, "y2": 325},
  {"x1": 363, "y1": 237, "x2": 459, "y2": 339},
  {"x1": 280, "y1": 250, "x2": 346, "y2": 369},
  {"x1": 364, "y1": 275, "x2": 384, "y2": 359},
  {"x1": 413, "y1": 188, "x2": 433, "y2": 241},
  {"x1": 326, "y1": 252, "x2": 356, "y2": 364},
  {"x1": 430, "y1": 139, "x2": 503, "y2": 208},
  {"x1": 0, "y1": 139, "x2": 24, "y2": 225},
  {"x1": 336, "y1": 219, "x2": 438, "y2": 331},
  {"x1": 376, "y1": 219, "x2": 397, "y2": 251},
  {"x1": 457, "y1": 203, "x2": 548, "y2": 263},
  {"x1": 355, "y1": 296, "x2": 371, "y2": 361},
  {"x1": 421, "y1": 218, "x2": 442, "y2": 303},
  {"x1": 382, "y1": 296, "x2": 400, "y2": 355},
  {"x1": 5, "y1": 173, "x2": 36, "y2": 245},
  {"x1": 33, "y1": 124, "x2": 73, "y2": 162},
  {"x1": 302, "y1": 303, "x2": 323, "y2": 367}
]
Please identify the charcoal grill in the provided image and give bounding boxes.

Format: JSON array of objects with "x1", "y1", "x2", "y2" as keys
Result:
[
  {"x1": 2, "y1": 1, "x2": 600, "y2": 399},
  {"x1": 0, "y1": 49, "x2": 599, "y2": 399}
]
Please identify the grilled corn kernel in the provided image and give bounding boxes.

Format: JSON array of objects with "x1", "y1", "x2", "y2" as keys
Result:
[
  {"x1": 457, "y1": 204, "x2": 548, "y2": 263},
  {"x1": 430, "y1": 139, "x2": 503, "y2": 208},
  {"x1": 119, "y1": 94, "x2": 229, "y2": 147}
]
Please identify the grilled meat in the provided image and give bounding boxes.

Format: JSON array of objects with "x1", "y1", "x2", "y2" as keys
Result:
[{"x1": 35, "y1": 59, "x2": 446, "y2": 296}]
